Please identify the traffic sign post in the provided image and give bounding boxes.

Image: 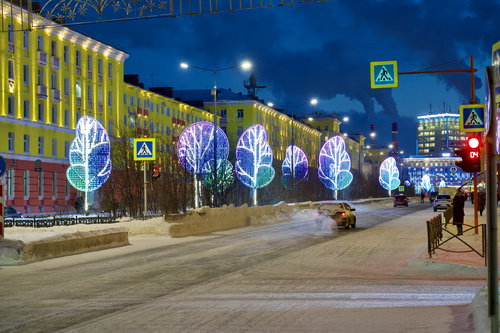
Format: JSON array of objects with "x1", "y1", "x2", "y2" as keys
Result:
[
  {"x1": 459, "y1": 104, "x2": 486, "y2": 132},
  {"x1": 370, "y1": 61, "x2": 398, "y2": 89},
  {"x1": 133, "y1": 138, "x2": 156, "y2": 216}
]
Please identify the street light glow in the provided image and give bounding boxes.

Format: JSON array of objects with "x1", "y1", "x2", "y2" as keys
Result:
[
  {"x1": 370, "y1": 132, "x2": 376, "y2": 138},
  {"x1": 308, "y1": 117, "x2": 313, "y2": 121},
  {"x1": 310, "y1": 98, "x2": 318, "y2": 105},
  {"x1": 241, "y1": 60, "x2": 252, "y2": 70},
  {"x1": 267, "y1": 102, "x2": 274, "y2": 107},
  {"x1": 180, "y1": 62, "x2": 189, "y2": 69},
  {"x1": 343, "y1": 116, "x2": 349, "y2": 122}
]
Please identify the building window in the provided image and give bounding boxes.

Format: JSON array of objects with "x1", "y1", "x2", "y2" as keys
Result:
[
  {"x1": 63, "y1": 45, "x2": 69, "y2": 64},
  {"x1": 23, "y1": 30, "x2": 29, "y2": 49},
  {"x1": 8, "y1": 132, "x2": 14, "y2": 152},
  {"x1": 220, "y1": 109, "x2": 227, "y2": 117},
  {"x1": 98, "y1": 59, "x2": 103, "y2": 75},
  {"x1": 23, "y1": 64, "x2": 30, "y2": 85},
  {"x1": 64, "y1": 77, "x2": 69, "y2": 96},
  {"x1": 87, "y1": 84, "x2": 93, "y2": 101},
  {"x1": 51, "y1": 73, "x2": 57, "y2": 89},
  {"x1": 7, "y1": 169, "x2": 14, "y2": 198},
  {"x1": 130, "y1": 96, "x2": 135, "y2": 106},
  {"x1": 23, "y1": 170, "x2": 30, "y2": 198},
  {"x1": 108, "y1": 62, "x2": 113, "y2": 79},
  {"x1": 52, "y1": 139, "x2": 57, "y2": 157},
  {"x1": 51, "y1": 106, "x2": 58, "y2": 124},
  {"x1": 64, "y1": 109, "x2": 69, "y2": 127},
  {"x1": 37, "y1": 68, "x2": 44, "y2": 85},
  {"x1": 37, "y1": 171, "x2": 43, "y2": 198},
  {"x1": 51, "y1": 40, "x2": 57, "y2": 56},
  {"x1": 237, "y1": 126, "x2": 243, "y2": 136},
  {"x1": 37, "y1": 35, "x2": 44, "y2": 51},
  {"x1": 23, "y1": 100, "x2": 30, "y2": 119},
  {"x1": 38, "y1": 136, "x2": 44, "y2": 155},
  {"x1": 237, "y1": 109, "x2": 244, "y2": 118},
  {"x1": 64, "y1": 141, "x2": 70, "y2": 158},
  {"x1": 87, "y1": 54, "x2": 92, "y2": 71},
  {"x1": 8, "y1": 59, "x2": 14, "y2": 79},
  {"x1": 123, "y1": 94, "x2": 127, "y2": 104},
  {"x1": 52, "y1": 172, "x2": 57, "y2": 197},
  {"x1": 8, "y1": 96, "x2": 14, "y2": 116},
  {"x1": 76, "y1": 80, "x2": 82, "y2": 98},
  {"x1": 108, "y1": 91, "x2": 113, "y2": 108},
  {"x1": 98, "y1": 87, "x2": 103, "y2": 105},
  {"x1": 23, "y1": 134, "x2": 30, "y2": 154},
  {"x1": 65, "y1": 178, "x2": 70, "y2": 198},
  {"x1": 8, "y1": 23, "x2": 13, "y2": 43},
  {"x1": 38, "y1": 103, "x2": 44, "y2": 122},
  {"x1": 75, "y1": 50, "x2": 81, "y2": 67}
]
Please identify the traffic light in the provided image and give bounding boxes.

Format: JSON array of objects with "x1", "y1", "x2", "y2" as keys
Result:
[
  {"x1": 151, "y1": 164, "x2": 162, "y2": 181},
  {"x1": 455, "y1": 137, "x2": 481, "y2": 173}
]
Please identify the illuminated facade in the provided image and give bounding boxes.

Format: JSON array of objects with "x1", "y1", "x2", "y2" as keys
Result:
[
  {"x1": 417, "y1": 113, "x2": 467, "y2": 156},
  {"x1": 0, "y1": 4, "x2": 211, "y2": 215}
]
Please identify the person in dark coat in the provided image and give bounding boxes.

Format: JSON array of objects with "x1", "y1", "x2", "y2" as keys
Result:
[
  {"x1": 452, "y1": 189, "x2": 467, "y2": 235},
  {"x1": 477, "y1": 191, "x2": 486, "y2": 216}
]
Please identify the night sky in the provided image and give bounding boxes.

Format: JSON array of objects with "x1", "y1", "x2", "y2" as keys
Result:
[{"x1": 72, "y1": 0, "x2": 500, "y2": 154}]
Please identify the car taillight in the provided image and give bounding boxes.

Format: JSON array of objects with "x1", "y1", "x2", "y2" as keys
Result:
[{"x1": 340, "y1": 212, "x2": 346, "y2": 216}]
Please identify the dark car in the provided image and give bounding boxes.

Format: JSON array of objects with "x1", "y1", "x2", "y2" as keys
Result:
[
  {"x1": 393, "y1": 194, "x2": 409, "y2": 207},
  {"x1": 4, "y1": 206, "x2": 23, "y2": 218},
  {"x1": 429, "y1": 192, "x2": 439, "y2": 203}
]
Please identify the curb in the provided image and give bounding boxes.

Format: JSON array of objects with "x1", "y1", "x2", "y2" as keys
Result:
[{"x1": 0, "y1": 227, "x2": 129, "y2": 265}]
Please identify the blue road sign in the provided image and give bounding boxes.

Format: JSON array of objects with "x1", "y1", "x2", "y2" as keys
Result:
[
  {"x1": 133, "y1": 138, "x2": 156, "y2": 161},
  {"x1": 0, "y1": 155, "x2": 6, "y2": 178},
  {"x1": 370, "y1": 61, "x2": 398, "y2": 89},
  {"x1": 460, "y1": 104, "x2": 485, "y2": 132}
]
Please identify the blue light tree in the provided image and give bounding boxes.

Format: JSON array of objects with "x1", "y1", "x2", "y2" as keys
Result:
[
  {"x1": 177, "y1": 122, "x2": 231, "y2": 207},
  {"x1": 281, "y1": 145, "x2": 309, "y2": 190},
  {"x1": 66, "y1": 116, "x2": 111, "y2": 212},
  {"x1": 379, "y1": 157, "x2": 400, "y2": 196},
  {"x1": 235, "y1": 124, "x2": 275, "y2": 205},
  {"x1": 318, "y1": 135, "x2": 353, "y2": 199}
]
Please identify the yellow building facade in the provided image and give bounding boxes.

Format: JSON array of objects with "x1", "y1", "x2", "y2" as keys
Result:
[{"x1": 204, "y1": 100, "x2": 322, "y2": 167}]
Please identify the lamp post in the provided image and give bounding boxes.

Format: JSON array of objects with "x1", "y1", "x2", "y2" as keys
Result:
[
  {"x1": 181, "y1": 61, "x2": 251, "y2": 206},
  {"x1": 268, "y1": 98, "x2": 317, "y2": 199}
]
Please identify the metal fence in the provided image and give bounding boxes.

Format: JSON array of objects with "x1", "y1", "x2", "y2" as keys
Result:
[
  {"x1": 4, "y1": 215, "x2": 118, "y2": 228},
  {"x1": 426, "y1": 214, "x2": 486, "y2": 266}
]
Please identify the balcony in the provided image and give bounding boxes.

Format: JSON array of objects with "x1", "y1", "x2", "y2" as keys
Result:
[
  {"x1": 76, "y1": 66, "x2": 81, "y2": 75},
  {"x1": 98, "y1": 104, "x2": 103, "y2": 112},
  {"x1": 37, "y1": 85, "x2": 48, "y2": 99},
  {"x1": 144, "y1": 109, "x2": 149, "y2": 117},
  {"x1": 98, "y1": 74, "x2": 103, "y2": 83},
  {"x1": 87, "y1": 71, "x2": 92, "y2": 79},
  {"x1": 51, "y1": 56, "x2": 60, "y2": 70},
  {"x1": 37, "y1": 51, "x2": 47, "y2": 66},
  {"x1": 8, "y1": 42, "x2": 14, "y2": 53},
  {"x1": 87, "y1": 100, "x2": 93, "y2": 109},
  {"x1": 137, "y1": 107, "x2": 143, "y2": 115},
  {"x1": 76, "y1": 97, "x2": 81, "y2": 107},
  {"x1": 51, "y1": 89, "x2": 61, "y2": 102},
  {"x1": 220, "y1": 117, "x2": 228, "y2": 125}
]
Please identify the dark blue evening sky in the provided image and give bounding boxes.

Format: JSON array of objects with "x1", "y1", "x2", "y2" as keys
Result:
[{"x1": 75, "y1": 0, "x2": 500, "y2": 154}]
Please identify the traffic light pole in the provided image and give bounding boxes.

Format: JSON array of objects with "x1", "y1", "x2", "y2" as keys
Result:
[{"x1": 486, "y1": 66, "x2": 498, "y2": 333}]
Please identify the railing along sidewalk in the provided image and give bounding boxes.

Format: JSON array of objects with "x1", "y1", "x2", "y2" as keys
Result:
[{"x1": 426, "y1": 213, "x2": 486, "y2": 266}]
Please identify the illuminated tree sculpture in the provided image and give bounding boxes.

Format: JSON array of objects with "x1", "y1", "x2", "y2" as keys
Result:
[
  {"x1": 66, "y1": 116, "x2": 111, "y2": 212},
  {"x1": 379, "y1": 157, "x2": 400, "y2": 195},
  {"x1": 177, "y1": 122, "x2": 230, "y2": 207},
  {"x1": 421, "y1": 174, "x2": 432, "y2": 192},
  {"x1": 202, "y1": 159, "x2": 234, "y2": 193},
  {"x1": 235, "y1": 124, "x2": 275, "y2": 205},
  {"x1": 318, "y1": 136, "x2": 353, "y2": 198},
  {"x1": 281, "y1": 145, "x2": 309, "y2": 189}
]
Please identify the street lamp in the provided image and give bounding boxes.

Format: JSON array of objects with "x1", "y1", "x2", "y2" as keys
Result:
[{"x1": 180, "y1": 61, "x2": 252, "y2": 206}]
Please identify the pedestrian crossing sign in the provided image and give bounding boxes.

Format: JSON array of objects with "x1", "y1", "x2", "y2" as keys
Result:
[
  {"x1": 133, "y1": 138, "x2": 156, "y2": 161},
  {"x1": 459, "y1": 104, "x2": 485, "y2": 132},
  {"x1": 370, "y1": 61, "x2": 398, "y2": 89}
]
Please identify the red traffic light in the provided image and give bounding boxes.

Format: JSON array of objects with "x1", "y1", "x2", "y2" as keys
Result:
[{"x1": 468, "y1": 137, "x2": 480, "y2": 149}]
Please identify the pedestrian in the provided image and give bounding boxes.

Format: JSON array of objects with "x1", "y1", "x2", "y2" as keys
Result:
[
  {"x1": 452, "y1": 189, "x2": 467, "y2": 235},
  {"x1": 420, "y1": 191, "x2": 425, "y2": 203},
  {"x1": 478, "y1": 191, "x2": 486, "y2": 216}
]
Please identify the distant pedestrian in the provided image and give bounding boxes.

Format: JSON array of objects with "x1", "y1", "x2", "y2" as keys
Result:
[
  {"x1": 452, "y1": 189, "x2": 467, "y2": 235},
  {"x1": 420, "y1": 191, "x2": 425, "y2": 203},
  {"x1": 478, "y1": 191, "x2": 486, "y2": 216}
]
